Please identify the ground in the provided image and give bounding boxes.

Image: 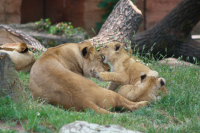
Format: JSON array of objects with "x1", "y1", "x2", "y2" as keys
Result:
[{"x1": 0, "y1": 52, "x2": 200, "y2": 133}]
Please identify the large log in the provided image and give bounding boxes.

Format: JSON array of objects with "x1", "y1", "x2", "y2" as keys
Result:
[
  {"x1": 88, "y1": 0, "x2": 143, "y2": 48},
  {"x1": 132, "y1": 0, "x2": 200, "y2": 62}
]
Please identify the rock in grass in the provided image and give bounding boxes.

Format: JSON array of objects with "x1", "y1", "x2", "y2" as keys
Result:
[
  {"x1": 59, "y1": 121, "x2": 141, "y2": 133},
  {"x1": 158, "y1": 58, "x2": 199, "y2": 68},
  {"x1": 0, "y1": 52, "x2": 26, "y2": 100}
]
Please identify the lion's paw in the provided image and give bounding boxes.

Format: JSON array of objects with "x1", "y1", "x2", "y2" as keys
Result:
[
  {"x1": 98, "y1": 72, "x2": 107, "y2": 81},
  {"x1": 136, "y1": 101, "x2": 150, "y2": 109}
]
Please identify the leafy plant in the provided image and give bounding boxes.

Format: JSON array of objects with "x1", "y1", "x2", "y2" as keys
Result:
[
  {"x1": 35, "y1": 18, "x2": 51, "y2": 31},
  {"x1": 34, "y1": 19, "x2": 85, "y2": 37}
]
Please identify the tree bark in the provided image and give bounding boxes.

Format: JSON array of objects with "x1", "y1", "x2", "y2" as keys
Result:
[
  {"x1": 132, "y1": 0, "x2": 200, "y2": 62},
  {"x1": 88, "y1": 0, "x2": 143, "y2": 48}
]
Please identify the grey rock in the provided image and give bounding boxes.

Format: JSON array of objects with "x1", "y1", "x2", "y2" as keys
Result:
[
  {"x1": 158, "y1": 58, "x2": 199, "y2": 68},
  {"x1": 0, "y1": 52, "x2": 26, "y2": 100},
  {"x1": 59, "y1": 121, "x2": 142, "y2": 133}
]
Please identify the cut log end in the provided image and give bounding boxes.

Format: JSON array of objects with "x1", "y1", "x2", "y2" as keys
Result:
[
  {"x1": 87, "y1": 0, "x2": 143, "y2": 48},
  {"x1": 129, "y1": 1, "x2": 142, "y2": 15}
]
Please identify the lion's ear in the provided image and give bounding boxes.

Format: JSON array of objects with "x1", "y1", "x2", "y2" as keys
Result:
[
  {"x1": 114, "y1": 43, "x2": 121, "y2": 51},
  {"x1": 82, "y1": 47, "x2": 94, "y2": 60},
  {"x1": 82, "y1": 47, "x2": 88, "y2": 57},
  {"x1": 87, "y1": 47, "x2": 95, "y2": 60},
  {"x1": 160, "y1": 78, "x2": 165, "y2": 86},
  {"x1": 140, "y1": 72, "x2": 147, "y2": 81}
]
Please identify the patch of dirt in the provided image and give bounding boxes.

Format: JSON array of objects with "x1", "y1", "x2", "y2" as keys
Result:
[{"x1": 0, "y1": 120, "x2": 25, "y2": 132}]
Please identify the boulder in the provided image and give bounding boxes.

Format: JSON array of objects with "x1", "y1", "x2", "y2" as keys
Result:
[
  {"x1": 157, "y1": 58, "x2": 199, "y2": 68},
  {"x1": 59, "y1": 121, "x2": 141, "y2": 133},
  {"x1": 0, "y1": 52, "x2": 25, "y2": 100}
]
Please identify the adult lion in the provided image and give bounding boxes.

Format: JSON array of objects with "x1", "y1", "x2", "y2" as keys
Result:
[
  {"x1": 29, "y1": 42, "x2": 149, "y2": 114},
  {"x1": 0, "y1": 43, "x2": 35, "y2": 73}
]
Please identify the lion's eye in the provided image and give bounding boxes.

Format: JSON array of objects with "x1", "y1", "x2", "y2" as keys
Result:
[{"x1": 104, "y1": 46, "x2": 108, "y2": 48}]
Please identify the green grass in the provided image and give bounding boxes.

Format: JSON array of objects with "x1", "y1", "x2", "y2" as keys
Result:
[{"x1": 0, "y1": 56, "x2": 200, "y2": 132}]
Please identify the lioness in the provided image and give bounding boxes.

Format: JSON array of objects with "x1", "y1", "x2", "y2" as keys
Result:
[
  {"x1": 98, "y1": 42, "x2": 167, "y2": 102},
  {"x1": 0, "y1": 43, "x2": 35, "y2": 72},
  {"x1": 29, "y1": 42, "x2": 149, "y2": 114}
]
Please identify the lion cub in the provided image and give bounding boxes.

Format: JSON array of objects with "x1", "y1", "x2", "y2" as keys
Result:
[
  {"x1": 98, "y1": 42, "x2": 167, "y2": 102},
  {"x1": 118, "y1": 72, "x2": 165, "y2": 103}
]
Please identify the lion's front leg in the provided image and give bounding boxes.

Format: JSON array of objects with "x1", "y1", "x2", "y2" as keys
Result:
[{"x1": 99, "y1": 72, "x2": 128, "y2": 85}]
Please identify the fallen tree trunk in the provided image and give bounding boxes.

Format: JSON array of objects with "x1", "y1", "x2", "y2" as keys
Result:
[
  {"x1": 132, "y1": 0, "x2": 200, "y2": 62},
  {"x1": 88, "y1": 0, "x2": 143, "y2": 48}
]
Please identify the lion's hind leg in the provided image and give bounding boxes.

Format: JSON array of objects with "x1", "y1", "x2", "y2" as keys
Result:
[{"x1": 117, "y1": 84, "x2": 149, "y2": 102}]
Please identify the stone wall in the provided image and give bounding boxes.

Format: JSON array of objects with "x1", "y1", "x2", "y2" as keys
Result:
[
  {"x1": 20, "y1": 0, "x2": 103, "y2": 37},
  {"x1": 21, "y1": 0, "x2": 43, "y2": 23},
  {"x1": 0, "y1": 0, "x2": 21, "y2": 24},
  {"x1": 84, "y1": 0, "x2": 105, "y2": 37}
]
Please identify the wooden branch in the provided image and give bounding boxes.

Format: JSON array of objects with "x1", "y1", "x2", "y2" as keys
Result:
[
  {"x1": 168, "y1": 37, "x2": 200, "y2": 62},
  {"x1": 131, "y1": 0, "x2": 200, "y2": 62},
  {"x1": 88, "y1": 0, "x2": 143, "y2": 48}
]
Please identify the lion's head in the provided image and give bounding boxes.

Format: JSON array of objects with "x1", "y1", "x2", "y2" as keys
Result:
[
  {"x1": 98, "y1": 42, "x2": 127, "y2": 64},
  {"x1": 131, "y1": 72, "x2": 166, "y2": 102},
  {"x1": 81, "y1": 42, "x2": 110, "y2": 79},
  {"x1": 140, "y1": 72, "x2": 165, "y2": 89},
  {"x1": 0, "y1": 43, "x2": 28, "y2": 53}
]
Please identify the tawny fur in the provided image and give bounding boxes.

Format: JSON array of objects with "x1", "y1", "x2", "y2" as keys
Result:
[
  {"x1": 0, "y1": 43, "x2": 35, "y2": 72},
  {"x1": 118, "y1": 73, "x2": 165, "y2": 103},
  {"x1": 29, "y1": 42, "x2": 149, "y2": 114},
  {"x1": 98, "y1": 42, "x2": 167, "y2": 102}
]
